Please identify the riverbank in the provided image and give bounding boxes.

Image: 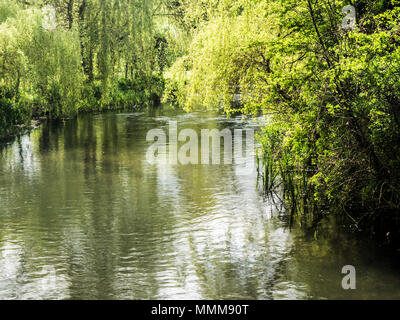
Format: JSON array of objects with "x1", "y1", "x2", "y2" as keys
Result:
[{"x1": 0, "y1": 76, "x2": 164, "y2": 142}]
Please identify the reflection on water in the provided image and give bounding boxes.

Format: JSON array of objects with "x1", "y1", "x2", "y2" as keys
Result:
[{"x1": 0, "y1": 105, "x2": 399, "y2": 300}]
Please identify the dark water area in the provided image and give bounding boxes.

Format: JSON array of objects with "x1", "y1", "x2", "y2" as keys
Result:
[{"x1": 0, "y1": 105, "x2": 399, "y2": 299}]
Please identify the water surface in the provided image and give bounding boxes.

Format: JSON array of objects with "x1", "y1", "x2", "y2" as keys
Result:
[{"x1": 0, "y1": 106, "x2": 399, "y2": 299}]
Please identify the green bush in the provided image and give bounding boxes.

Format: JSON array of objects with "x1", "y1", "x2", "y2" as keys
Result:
[
  {"x1": 0, "y1": 97, "x2": 31, "y2": 138},
  {"x1": 106, "y1": 75, "x2": 165, "y2": 109}
]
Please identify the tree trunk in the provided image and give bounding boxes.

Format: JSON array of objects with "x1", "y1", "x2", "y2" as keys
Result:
[{"x1": 67, "y1": 0, "x2": 74, "y2": 29}]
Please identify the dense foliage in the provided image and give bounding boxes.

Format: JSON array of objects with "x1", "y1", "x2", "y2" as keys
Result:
[
  {"x1": 0, "y1": 0, "x2": 177, "y2": 137},
  {"x1": 165, "y1": 0, "x2": 400, "y2": 242}
]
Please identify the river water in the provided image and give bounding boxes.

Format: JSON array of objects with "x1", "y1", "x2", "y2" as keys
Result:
[{"x1": 0, "y1": 105, "x2": 399, "y2": 299}]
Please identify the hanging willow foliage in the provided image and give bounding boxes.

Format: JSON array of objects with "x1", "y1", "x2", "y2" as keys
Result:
[{"x1": 0, "y1": 0, "x2": 173, "y2": 126}]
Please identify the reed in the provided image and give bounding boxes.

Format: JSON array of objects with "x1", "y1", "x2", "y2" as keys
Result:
[{"x1": 257, "y1": 125, "x2": 321, "y2": 230}]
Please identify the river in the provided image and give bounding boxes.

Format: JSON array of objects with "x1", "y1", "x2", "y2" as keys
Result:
[{"x1": 0, "y1": 105, "x2": 399, "y2": 299}]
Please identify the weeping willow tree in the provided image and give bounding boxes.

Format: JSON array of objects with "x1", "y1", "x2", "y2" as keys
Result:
[
  {"x1": 72, "y1": 0, "x2": 173, "y2": 108},
  {"x1": 0, "y1": 0, "x2": 84, "y2": 133},
  {"x1": 164, "y1": 0, "x2": 277, "y2": 114},
  {"x1": 0, "y1": 0, "x2": 176, "y2": 137}
]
